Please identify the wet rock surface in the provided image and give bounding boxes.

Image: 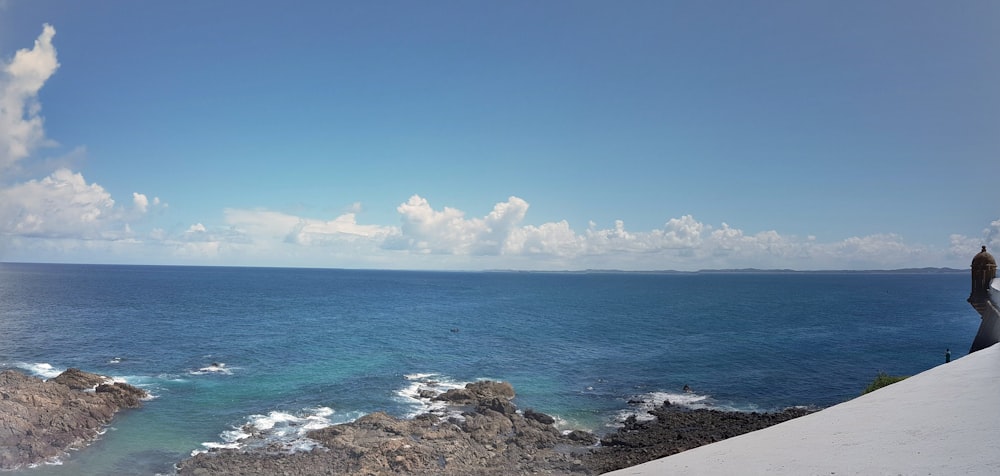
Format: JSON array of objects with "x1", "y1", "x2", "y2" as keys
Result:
[
  {"x1": 178, "y1": 382, "x2": 815, "y2": 475},
  {"x1": 583, "y1": 402, "x2": 815, "y2": 474},
  {"x1": 0, "y1": 368, "x2": 148, "y2": 470},
  {"x1": 178, "y1": 381, "x2": 595, "y2": 476}
]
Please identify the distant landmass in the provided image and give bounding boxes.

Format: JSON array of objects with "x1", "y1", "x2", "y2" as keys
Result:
[
  {"x1": 692, "y1": 267, "x2": 964, "y2": 274},
  {"x1": 492, "y1": 267, "x2": 965, "y2": 275}
]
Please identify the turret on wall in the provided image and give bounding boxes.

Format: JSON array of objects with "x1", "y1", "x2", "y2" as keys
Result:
[{"x1": 968, "y1": 246, "x2": 1000, "y2": 353}]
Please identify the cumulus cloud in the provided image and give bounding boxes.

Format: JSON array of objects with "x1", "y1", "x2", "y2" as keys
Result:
[
  {"x1": 0, "y1": 168, "x2": 118, "y2": 238},
  {"x1": 988, "y1": 219, "x2": 1000, "y2": 247},
  {"x1": 391, "y1": 195, "x2": 533, "y2": 255},
  {"x1": 950, "y1": 219, "x2": 1000, "y2": 259},
  {"x1": 143, "y1": 199, "x2": 1000, "y2": 270},
  {"x1": 507, "y1": 220, "x2": 581, "y2": 256},
  {"x1": 1, "y1": 24, "x2": 59, "y2": 172},
  {"x1": 6, "y1": 182, "x2": 973, "y2": 270},
  {"x1": 370, "y1": 196, "x2": 957, "y2": 270},
  {"x1": 0, "y1": 25, "x2": 162, "y2": 254},
  {"x1": 0, "y1": 167, "x2": 159, "y2": 242},
  {"x1": 133, "y1": 193, "x2": 149, "y2": 213},
  {"x1": 580, "y1": 215, "x2": 707, "y2": 255}
]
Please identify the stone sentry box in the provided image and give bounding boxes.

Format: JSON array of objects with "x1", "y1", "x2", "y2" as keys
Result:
[{"x1": 968, "y1": 246, "x2": 999, "y2": 353}]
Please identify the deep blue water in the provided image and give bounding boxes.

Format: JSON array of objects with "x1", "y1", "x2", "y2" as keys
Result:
[{"x1": 0, "y1": 263, "x2": 979, "y2": 475}]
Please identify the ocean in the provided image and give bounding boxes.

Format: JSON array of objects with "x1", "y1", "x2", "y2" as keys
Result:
[{"x1": 0, "y1": 263, "x2": 978, "y2": 475}]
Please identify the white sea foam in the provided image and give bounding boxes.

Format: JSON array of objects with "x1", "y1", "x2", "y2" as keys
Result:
[
  {"x1": 27, "y1": 457, "x2": 64, "y2": 469},
  {"x1": 189, "y1": 362, "x2": 233, "y2": 375},
  {"x1": 403, "y1": 372, "x2": 438, "y2": 380},
  {"x1": 194, "y1": 406, "x2": 358, "y2": 456},
  {"x1": 613, "y1": 390, "x2": 718, "y2": 426},
  {"x1": 15, "y1": 362, "x2": 63, "y2": 379},
  {"x1": 395, "y1": 372, "x2": 472, "y2": 419},
  {"x1": 11, "y1": 362, "x2": 163, "y2": 400},
  {"x1": 550, "y1": 414, "x2": 595, "y2": 434},
  {"x1": 107, "y1": 375, "x2": 160, "y2": 400}
]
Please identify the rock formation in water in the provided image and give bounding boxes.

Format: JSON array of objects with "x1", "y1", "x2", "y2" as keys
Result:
[
  {"x1": 178, "y1": 380, "x2": 597, "y2": 475},
  {"x1": 0, "y1": 368, "x2": 148, "y2": 470},
  {"x1": 178, "y1": 380, "x2": 815, "y2": 475},
  {"x1": 583, "y1": 401, "x2": 814, "y2": 473}
]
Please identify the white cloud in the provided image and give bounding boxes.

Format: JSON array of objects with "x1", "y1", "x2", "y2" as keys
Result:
[
  {"x1": 507, "y1": 220, "x2": 581, "y2": 256},
  {"x1": 0, "y1": 168, "x2": 118, "y2": 238},
  {"x1": 221, "y1": 208, "x2": 395, "y2": 245},
  {"x1": 3, "y1": 185, "x2": 984, "y2": 270},
  {"x1": 0, "y1": 25, "x2": 163, "y2": 256},
  {"x1": 131, "y1": 193, "x2": 161, "y2": 215},
  {"x1": 133, "y1": 192, "x2": 149, "y2": 213},
  {"x1": 288, "y1": 213, "x2": 394, "y2": 246},
  {"x1": 392, "y1": 195, "x2": 532, "y2": 255},
  {"x1": 377, "y1": 197, "x2": 965, "y2": 270},
  {"x1": 0, "y1": 167, "x2": 161, "y2": 244},
  {"x1": 988, "y1": 219, "x2": 1000, "y2": 247},
  {"x1": 949, "y1": 219, "x2": 1000, "y2": 260},
  {"x1": 1, "y1": 24, "x2": 59, "y2": 171},
  {"x1": 580, "y1": 215, "x2": 707, "y2": 255}
]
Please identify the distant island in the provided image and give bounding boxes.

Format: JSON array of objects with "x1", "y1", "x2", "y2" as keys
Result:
[
  {"x1": 489, "y1": 267, "x2": 964, "y2": 275},
  {"x1": 692, "y1": 267, "x2": 964, "y2": 274}
]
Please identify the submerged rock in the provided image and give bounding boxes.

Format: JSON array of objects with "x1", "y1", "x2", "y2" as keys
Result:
[{"x1": 0, "y1": 368, "x2": 148, "y2": 470}]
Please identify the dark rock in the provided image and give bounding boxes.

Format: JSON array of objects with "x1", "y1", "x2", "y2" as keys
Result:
[
  {"x1": 478, "y1": 396, "x2": 518, "y2": 416},
  {"x1": 178, "y1": 380, "x2": 594, "y2": 476},
  {"x1": 524, "y1": 408, "x2": 556, "y2": 425},
  {"x1": 0, "y1": 369, "x2": 148, "y2": 470},
  {"x1": 176, "y1": 381, "x2": 816, "y2": 476},
  {"x1": 51, "y1": 367, "x2": 106, "y2": 390},
  {"x1": 467, "y1": 380, "x2": 515, "y2": 399},
  {"x1": 417, "y1": 388, "x2": 437, "y2": 399},
  {"x1": 96, "y1": 382, "x2": 147, "y2": 408},
  {"x1": 433, "y1": 388, "x2": 476, "y2": 403},
  {"x1": 584, "y1": 403, "x2": 815, "y2": 474},
  {"x1": 434, "y1": 381, "x2": 515, "y2": 405},
  {"x1": 566, "y1": 429, "x2": 599, "y2": 445}
]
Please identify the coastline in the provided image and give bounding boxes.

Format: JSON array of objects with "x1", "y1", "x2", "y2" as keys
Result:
[
  {"x1": 177, "y1": 380, "x2": 596, "y2": 475},
  {"x1": 606, "y1": 342, "x2": 1000, "y2": 475},
  {"x1": 0, "y1": 368, "x2": 148, "y2": 471},
  {"x1": 175, "y1": 381, "x2": 811, "y2": 475},
  {"x1": 0, "y1": 267, "x2": 973, "y2": 474}
]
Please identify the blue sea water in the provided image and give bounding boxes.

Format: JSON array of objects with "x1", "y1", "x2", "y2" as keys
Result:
[{"x1": 0, "y1": 263, "x2": 979, "y2": 475}]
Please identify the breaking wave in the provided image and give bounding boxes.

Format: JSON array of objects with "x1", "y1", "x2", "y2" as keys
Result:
[
  {"x1": 613, "y1": 389, "x2": 734, "y2": 426},
  {"x1": 195, "y1": 406, "x2": 364, "y2": 456}
]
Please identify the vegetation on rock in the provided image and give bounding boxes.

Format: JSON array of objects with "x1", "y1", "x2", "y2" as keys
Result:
[{"x1": 862, "y1": 372, "x2": 909, "y2": 395}]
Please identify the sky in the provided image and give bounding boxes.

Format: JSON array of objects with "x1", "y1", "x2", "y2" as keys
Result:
[{"x1": 0, "y1": 1, "x2": 997, "y2": 271}]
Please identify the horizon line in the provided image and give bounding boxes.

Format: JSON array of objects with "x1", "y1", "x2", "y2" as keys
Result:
[{"x1": 0, "y1": 261, "x2": 967, "y2": 275}]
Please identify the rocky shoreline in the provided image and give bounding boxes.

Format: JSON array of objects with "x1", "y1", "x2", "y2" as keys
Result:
[
  {"x1": 0, "y1": 370, "x2": 813, "y2": 474},
  {"x1": 584, "y1": 402, "x2": 815, "y2": 473},
  {"x1": 178, "y1": 381, "x2": 596, "y2": 475},
  {"x1": 178, "y1": 381, "x2": 815, "y2": 475},
  {"x1": 0, "y1": 368, "x2": 148, "y2": 470}
]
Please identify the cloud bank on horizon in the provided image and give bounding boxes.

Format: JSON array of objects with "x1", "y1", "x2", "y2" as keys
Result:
[{"x1": 0, "y1": 21, "x2": 997, "y2": 271}]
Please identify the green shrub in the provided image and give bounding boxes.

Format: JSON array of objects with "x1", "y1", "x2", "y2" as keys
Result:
[{"x1": 862, "y1": 371, "x2": 908, "y2": 394}]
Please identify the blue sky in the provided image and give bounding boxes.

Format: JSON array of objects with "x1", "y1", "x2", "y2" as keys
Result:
[{"x1": 0, "y1": 1, "x2": 997, "y2": 270}]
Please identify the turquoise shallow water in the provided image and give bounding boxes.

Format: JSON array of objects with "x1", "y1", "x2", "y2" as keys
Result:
[{"x1": 0, "y1": 263, "x2": 978, "y2": 475}]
